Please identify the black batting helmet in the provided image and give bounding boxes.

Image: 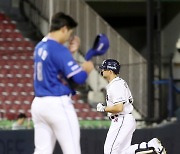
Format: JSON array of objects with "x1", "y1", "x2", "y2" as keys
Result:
[{"x1": 99, "y1": 59, "x2": 120, "y2": 74}]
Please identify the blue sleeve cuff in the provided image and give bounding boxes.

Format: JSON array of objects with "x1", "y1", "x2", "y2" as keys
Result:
[{"x1": 72, "y1": 70, "x2": 88, "y2": 84}]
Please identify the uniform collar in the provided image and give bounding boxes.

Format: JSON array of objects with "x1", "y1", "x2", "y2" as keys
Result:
[
  {"x1": 106, "y1": 77, "x2": 120, "y2": 88},
  {"x1": 110, "y1": 76, "x2": 120, "y2": 83}
]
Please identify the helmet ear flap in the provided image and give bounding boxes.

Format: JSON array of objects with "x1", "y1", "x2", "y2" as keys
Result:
[{"x1": 100, "y1": 70, "x2": 103, "y2": 76}]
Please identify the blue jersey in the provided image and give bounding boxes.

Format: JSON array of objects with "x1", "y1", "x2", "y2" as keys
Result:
[{"x1": 33, "y1": 37, "x2": 86, "y2": 96}]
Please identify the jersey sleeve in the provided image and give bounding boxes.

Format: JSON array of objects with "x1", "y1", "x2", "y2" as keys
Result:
[{"x1": 53, "y1": 46, "x2": 83, "y2": 79}]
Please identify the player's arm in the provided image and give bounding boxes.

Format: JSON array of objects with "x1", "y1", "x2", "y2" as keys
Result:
[
  {"x1": 81, "y1": 61, "x2": 94, "y2": 74},
  {"x1": 104, "y1": 103, "x2": 124, "y2": 113},
  {"x1": 97, "y1": 84, "x2": 125, "y2": 113},
  {"x1": 68, "y1": 60, "x2": 94, "y2": 84},
  {"x1": 70, "y1": 70, "x2": 88, "y2": 84},
  {"x1": 66, "y1": 70, "x2": 87, "y2": 90},
  {"x1": 97, "y1": 102, "x2": 124, "y2": 113}
]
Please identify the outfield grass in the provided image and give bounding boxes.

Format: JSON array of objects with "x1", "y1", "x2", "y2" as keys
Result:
[
  {"x1": 0, "y1": 119, "x2": 110, "y2": 130},
  {"x1": 80, "y1": 120, "x2": 110, "y2": 129}
]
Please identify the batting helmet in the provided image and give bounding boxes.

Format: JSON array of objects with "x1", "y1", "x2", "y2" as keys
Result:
[{"x1": 99, "y1": 59, "x2": 120, "y2": 74}]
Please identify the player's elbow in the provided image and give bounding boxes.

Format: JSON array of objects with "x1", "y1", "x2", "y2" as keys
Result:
[{"x1": 72, "y1": 71, "x2": 88, "y2": 84}]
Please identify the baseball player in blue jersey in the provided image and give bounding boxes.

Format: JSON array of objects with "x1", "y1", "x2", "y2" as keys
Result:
[
  {"x1": 97, "y1": 59, "x2": 166, "y2": 154},
  {"x1": 31, "y1": 12, "x2": 94, "y2": 154}
]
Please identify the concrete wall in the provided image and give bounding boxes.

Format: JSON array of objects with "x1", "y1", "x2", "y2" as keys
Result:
[{"x1": 0, "y1": 121, "x2": 180, "y2": 154}]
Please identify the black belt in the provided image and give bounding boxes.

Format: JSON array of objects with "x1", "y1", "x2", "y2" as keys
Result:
[
  {"x1": 109, "y1": 114, "x2": 119, "y2": 120},
  {"x1": 109, "y1": 113, "x2": 132, "y2": 120}
]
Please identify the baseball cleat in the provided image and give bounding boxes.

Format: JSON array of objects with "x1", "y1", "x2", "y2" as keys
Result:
[
  {"x1": 148, "y1": 138, "x2": 166, "y2": 154},
  {"x1": 135, "y1": 142, "x2": 155, "y2": 154}
]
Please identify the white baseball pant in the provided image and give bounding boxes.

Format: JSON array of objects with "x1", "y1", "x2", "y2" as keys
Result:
[
  {"x1": 31, "y1": 96, "x2": 81, "y2": 154},
  {"x1": 104, "y1": 114, "x2": 137, "y2": 154}
]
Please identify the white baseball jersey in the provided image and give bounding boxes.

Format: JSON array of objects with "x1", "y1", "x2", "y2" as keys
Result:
[
  {"x1": 104, "y1": 77, "x2": 137, "y2": 154},
  {"x1": 106, "y1": 77, "x2": 133, "y2": 117}
]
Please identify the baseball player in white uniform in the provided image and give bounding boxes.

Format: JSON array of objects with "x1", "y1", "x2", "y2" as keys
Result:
[{"x1": 97, "y1": 59, "x2": 166, "y2": 154}]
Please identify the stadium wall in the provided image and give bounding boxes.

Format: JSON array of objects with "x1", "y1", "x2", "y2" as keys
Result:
[{"x1": 0, "y1": 121, "x2": 179, "y2": 154}]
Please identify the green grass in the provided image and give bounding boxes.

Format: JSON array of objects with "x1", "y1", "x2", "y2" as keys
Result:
[
  {"x1": 0, "y1": 120, "x2": 13, "y2": 130},
  {"x1": 0, "y1": 119, "x2": 110, "y2": 130},
  {"x1": 80, "y1": 120, "x2": 110, "y2": 129},
  {"x1": 0, "y1": 119, "x2": 34, "y2": 130}
]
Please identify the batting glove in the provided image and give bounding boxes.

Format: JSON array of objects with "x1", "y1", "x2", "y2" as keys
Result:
[{"x1": 97, "y1": 103, "x2": 106, "y2": 112}]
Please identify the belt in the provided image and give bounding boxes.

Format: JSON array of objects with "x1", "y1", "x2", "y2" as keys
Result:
[
  {"x1": 109, "y1": 113, "x2": 132, "y2": 120},
  {"x1": 109, "y1": 114, "x2": 119, "y2": 120}
]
